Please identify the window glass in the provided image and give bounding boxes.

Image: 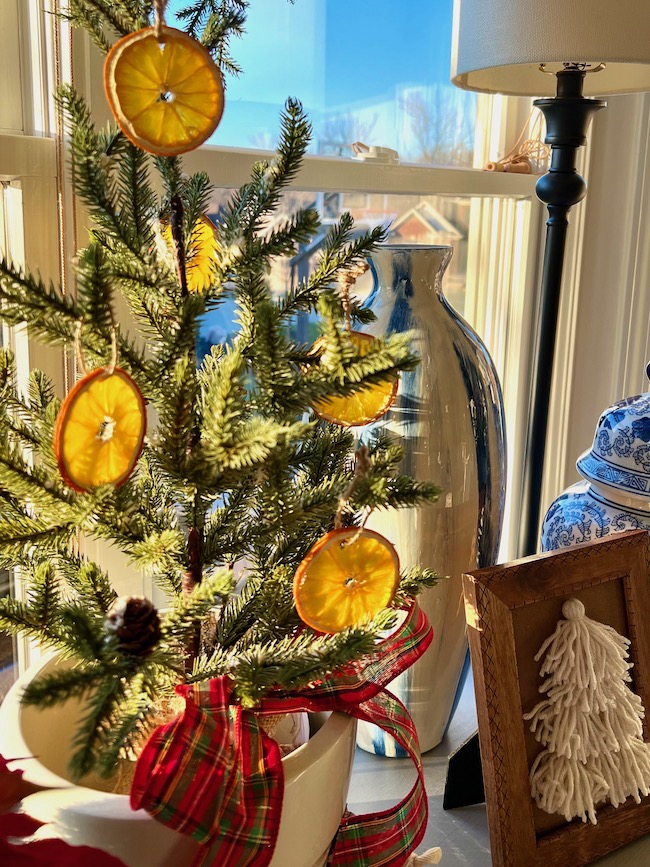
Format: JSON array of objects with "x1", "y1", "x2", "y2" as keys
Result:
[
  {"x1": 168, "y1": 0, "x2": 477, "y2": 166},
  {"x1": 0, "y1": 571, "x2": 16, "y2": 701},
  {"x1": 198, "y1": 189, "x2": 471, "y2": 356},
  {"x1": 0, "y1": 183, "x2": 21, "y2": 698}
]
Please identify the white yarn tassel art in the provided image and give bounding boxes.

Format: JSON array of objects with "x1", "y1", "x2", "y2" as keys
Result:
[{"x1": 523, "y1": 598, "x2": 650, "y2": 824}]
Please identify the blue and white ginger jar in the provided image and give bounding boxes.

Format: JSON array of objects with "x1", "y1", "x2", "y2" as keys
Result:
[{"x1": 541, "y1": 390, "x2": 650, "y2": 552}]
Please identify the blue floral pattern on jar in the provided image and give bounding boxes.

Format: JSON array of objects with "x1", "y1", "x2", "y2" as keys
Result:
[
  {"x1": 541, "y1": 481, "x2": 650, "y2": 552},
  {"x1": 634, "y1": 444, "x2": 650, "y2": 472},
  {"x1": 613, "y1": 426, "x2": 635, "y2": 457},
  {"x1": 578, "y1": 389, "x2": 650, "y2": 497},
  {"x1": 596, "y1": 429, "x2": 613, "y2": 456}
]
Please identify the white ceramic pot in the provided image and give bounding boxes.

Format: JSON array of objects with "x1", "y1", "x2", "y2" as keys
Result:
[{"x1": 0, "y1": 654, "x2": 357, "y2": 867}]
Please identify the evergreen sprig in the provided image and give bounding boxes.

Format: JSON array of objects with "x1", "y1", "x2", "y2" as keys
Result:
[{"x1": 0, "y1": 16, "x2": 442, "y2": 780}]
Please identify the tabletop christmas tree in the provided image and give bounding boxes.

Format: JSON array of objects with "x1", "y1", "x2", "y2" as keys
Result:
[
  {"x1": 524, "y1": 598, "x2": 650, "y2": 824},
  {"x1": 0, "y1": 1, "x2": 441, "y2": 863}
]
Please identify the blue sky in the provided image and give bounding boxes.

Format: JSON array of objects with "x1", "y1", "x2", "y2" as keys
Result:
[{"x1": 168, "y1": 0, "x2": 457, "y2": 150}]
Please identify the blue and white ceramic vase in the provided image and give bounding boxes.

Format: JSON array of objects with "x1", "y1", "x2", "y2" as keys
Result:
[
  {"x1": 542, "y1": 391, "x2": 650, "y2": 552},
  {"x1": 357, "y1": 245, "x2": 507, "y2": 755}
]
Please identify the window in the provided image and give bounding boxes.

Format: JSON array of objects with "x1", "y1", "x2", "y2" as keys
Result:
[
  {"x1": 0, "y1": 0, "x2": 65, "y2": 680},
  {"x1": 168, "y1": 0, "x2": 478, "y2": 167}
]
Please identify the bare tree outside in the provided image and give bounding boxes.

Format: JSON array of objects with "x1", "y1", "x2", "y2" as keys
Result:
[
  {"x1": 318, "y1": 111, "x2": 379, "y2": 156},
  {"x1": 402, "y1": 85, "x2": 476, "y2": 167}
]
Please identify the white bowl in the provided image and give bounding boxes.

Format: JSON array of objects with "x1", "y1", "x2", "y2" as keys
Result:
[{"x1": 0, "y1": 653, "x2": 357, "y2": 867}]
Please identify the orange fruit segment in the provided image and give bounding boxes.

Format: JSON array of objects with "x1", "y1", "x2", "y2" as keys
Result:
[
  {"x1": 293, "y1": 528, "x2": 400, "y2": 633},
  {"x1": 161, "y1": 214, "x2": 219, "y2": 293},
  {"x1": 54, "y1": 368, "x2": 147, "y2": 493},
  {"x1": 311, "y1": 331, "x2": 399, "y2": 427},
  {"x1": 104, "y1": 26, "x2": 225, "y2": 156}
]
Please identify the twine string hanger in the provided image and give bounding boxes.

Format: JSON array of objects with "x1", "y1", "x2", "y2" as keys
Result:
[
  {"x1": 154, "y1": 0, "x2": 167, "y2": 40},
  {"x1": 334, "y1": 444, "x2": 372, "y2": 536},
  {"x1": 74, "y1": 321, "x2": 118, "y2": 377},
  {"x1": 338, "y1": 262, "x2": 369, "y2": 332}
]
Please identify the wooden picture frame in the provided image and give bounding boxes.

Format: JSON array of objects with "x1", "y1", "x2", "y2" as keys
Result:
[{"x1": 463, "y1": 529, "x2": 650, "y2": 866}]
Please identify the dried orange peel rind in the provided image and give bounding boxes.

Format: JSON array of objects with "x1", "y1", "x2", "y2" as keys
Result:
[
  {"x1": 161, "y1": 214, "x2": 219, "y2": 293},
  {"x1": 54, "y1": 367, "x2": 147, "y2": 493},
  {"x1": 311, "y1": 331, "x2": 399, "y2": 427},
  {"x1": 104, "y1": 26, "x2": 225, "y2": 156},
  {"x1": 293, "y1": 527, "x2": 400, "y2": 633}
]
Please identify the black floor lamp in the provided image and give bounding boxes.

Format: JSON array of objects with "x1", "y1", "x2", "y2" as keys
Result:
[{"x1": 451, "y1": 0, "x2": 650, "y2": 556}]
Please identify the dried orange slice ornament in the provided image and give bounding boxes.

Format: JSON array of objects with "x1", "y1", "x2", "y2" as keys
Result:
[
  {"x1": 293, "y1": 527, "x2": 400, "y2": 633},
  {"x1": 161, "y1": 214, "x2": 219, "y2": 293},
  {"x1": 311, "y1": 331, "x2": 399, "y2": 427},
  {"x1": 54, "y1": 368, "x2": 146, "y2": 493},
  {"x1": 104, "y1": 26, "x2": 224, "y2": 156}
]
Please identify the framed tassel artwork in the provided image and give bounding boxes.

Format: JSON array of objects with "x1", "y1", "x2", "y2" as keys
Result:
[{"x1": 463, "y1": 529, "x2": 650, "y2": 866}]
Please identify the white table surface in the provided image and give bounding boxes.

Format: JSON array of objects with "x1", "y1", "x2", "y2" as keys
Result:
[{"x1": 346, "y1": 673, "x2": 650, "y2": 865}]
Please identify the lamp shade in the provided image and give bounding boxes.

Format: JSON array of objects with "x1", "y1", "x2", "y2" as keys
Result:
[{"x1": 451, "y1": 0, "x2": 650, "y2": 96}]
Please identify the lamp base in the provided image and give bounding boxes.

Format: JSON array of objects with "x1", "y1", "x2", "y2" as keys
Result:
[{"x1": 518, "y1": 68, "x2": 605, "y2": 556}]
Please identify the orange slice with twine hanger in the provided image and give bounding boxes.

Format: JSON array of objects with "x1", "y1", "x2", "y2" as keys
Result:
[
  {"x1": 54, "y1": 329, "x2": 146, "y2": 492},
  {"x1": 161, "y1": 214, "x2": 219, "y2": 294},
  {"x1": 310, "y1": 263, "x2": 398, "y2": 427},
  {"x1": 293, "y1": 445, "x2": 400, "y2": 633},
  {"x1": 104, "y1": 1, "x2": 224, "y2": 156},
  {"x1": 293, "y1": 527, "x2": 400, "y2": 633},
  {"x1": 311, "y1": 330, "x2": 399, "y2": 427}
]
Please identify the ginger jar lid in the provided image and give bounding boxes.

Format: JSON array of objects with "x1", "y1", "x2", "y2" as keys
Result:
[{"x1": 576, "y1": 391, "x2": 650, "y2": 496}]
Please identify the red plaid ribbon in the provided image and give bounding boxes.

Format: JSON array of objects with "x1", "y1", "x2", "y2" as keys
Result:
[{"x1": 131, "y1": 602, "x2": 432, "y2": 866}]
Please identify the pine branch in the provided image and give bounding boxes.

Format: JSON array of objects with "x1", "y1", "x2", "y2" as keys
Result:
[
  {"x1": 182, "y1": 172, "x2": 215, "y2": 236},
  {"x1": 0, "y1": 453, "x2": 78, "y2": 515},
  {"x1": 59, "y1": 558, "x2": 118, "y2": 614},
  {"x1": 222, "y1": 99, "x2": 311, "y2": 245},
  {"x1": 178, "y1": 1, "x2": 248, "y2": 75},
  {"x1": 110, "y1": 253, "x2": 182, "y2": 350},
  {"x1": 215, "y1": 571, "x2": 264, "y2": 648},
  {"x1": 197, "y1": 609, "x2": 399, "y2": 708},
  {"x1": 0, "y1": 597, "x2": 61, "y2": 644},
  {"x1": 75, "y1": 242, "x2": 117, "y2": 333},
  {"x1": 69, "y1": 675, "x2": 131, "y2": 779},
  {"x1": 0, "y1": 518, "x2": 76, "y2": 569},
  {"x1": 21, "y1": 662, "x2": 118, "y2": 709},
  {"x1": 202, "y1": 482, "x2": 259, "y2": 565},
  {"x1": 61, "y1": 4, "x2": 112, "y2": 53},
  {"x1": 248, "y1": 207, "x2": 320, "y2": 266},
  {"x1": 26, "y1": 562, "x2": 62, "y2": 626},
  {"x1": 93, "y1": 686, "x2": 154, "y2": 776},
  {"x1": 154, "y1": 155, "x2": 184, "y2": 201},
  {"x1": 162, "y1": 569, "x2": 235, "y2": 640},
  {"x1": 351, "y1": 474, "x2": 441, "y2": 513},
  {"x1": 0, "y1": 259, "x2": 80, "y2": 343},
  {"x1": 154, "y1": 354, "x2": 199, "y2": 477},
  {"x1": 65, "y1": 0, "x2": 137, "y2": 40},
  {"x1": 129, "y1": 528, "x2": 186, "y2": 577},
  {"x1": 115, "y1": 142, "x2": 157, "y2": 249},
  {"x1": 395, "y1": 566, "x2": 441, "y2": 603},
  {"x1": 58, "y1": 87, "x2": 147, "y2": 259},
  {"x1": 54, "y1": 605, "x2": 111, "y2": 658},
  {"x1": 278, "y1": 216, "x2": 387, "y2": 319}
]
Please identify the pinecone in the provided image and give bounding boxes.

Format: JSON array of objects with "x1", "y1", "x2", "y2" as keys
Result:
[{"x1": 105, "y1": 595, "x2": 162, "y2": 656}]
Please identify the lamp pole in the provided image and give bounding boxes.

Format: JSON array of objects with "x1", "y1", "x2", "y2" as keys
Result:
[{"x1": 518, "y1": 67, "x2": 605, "y2": 556}]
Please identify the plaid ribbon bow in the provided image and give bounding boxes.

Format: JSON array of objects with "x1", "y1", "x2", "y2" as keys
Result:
[{"x1": 131, "y1": 602, "x2": 433, "y2": 867}]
